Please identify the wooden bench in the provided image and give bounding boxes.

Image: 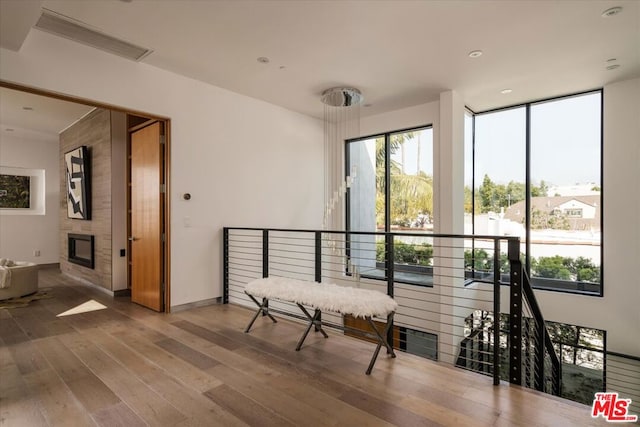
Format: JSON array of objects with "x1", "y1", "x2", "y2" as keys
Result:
[{"x1": 244, "y1": 277, "x2": 398, "y2": 374}]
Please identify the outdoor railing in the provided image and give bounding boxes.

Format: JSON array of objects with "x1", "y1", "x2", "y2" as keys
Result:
[{"x1": 223, "y1": 227, "x2": 561, "y2": 394}]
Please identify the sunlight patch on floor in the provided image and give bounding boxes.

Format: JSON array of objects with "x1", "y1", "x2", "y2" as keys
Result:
[{"x1": 57, "y1": 299, "x2": 107, "y2": 317}]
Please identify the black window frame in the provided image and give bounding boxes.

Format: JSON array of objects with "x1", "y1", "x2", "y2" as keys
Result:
[
  {"x1": 345, "y1": 124, "x2": 434, "y2": 287},
  {"x1": 467, "y1": 89, "x2": 604, "y2": 296}
]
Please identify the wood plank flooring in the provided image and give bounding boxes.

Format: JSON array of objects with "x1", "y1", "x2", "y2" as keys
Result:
[{"x1": 0, "y1": 267, "x2": 609, "y2": 426}]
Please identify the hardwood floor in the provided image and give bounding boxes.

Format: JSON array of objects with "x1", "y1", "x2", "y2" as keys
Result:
[{"x1": 1, "y1": 268, "x2": 608, "y2": 426}]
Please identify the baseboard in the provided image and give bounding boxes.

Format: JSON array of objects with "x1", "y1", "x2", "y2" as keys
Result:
[
  {"x1": 171, "y1": 297, "x2": 222, "y2": 313},
  {"x1": 60, "y1": 272, "x2": 116, "y2": 297},
  {"x1": 114, "y1": 288, "x2": 131, "y2": 297},
  {"x1": 38, "y1": 263, "x2": 60, "y2": 270}
]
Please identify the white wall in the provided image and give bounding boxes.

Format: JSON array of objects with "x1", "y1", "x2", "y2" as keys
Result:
[
  {"x1": 360, "y1": 101, "x2": 439, "y2": 138},
  {"x1": 0, "y1": 30, "x2": 324, "y2": 307},
  {"x1": 0, "y1": 128, "x2": 59, "y2": 263},
  {"x1": 534, "y1": 77, "x2": 640, "y2": 356}
]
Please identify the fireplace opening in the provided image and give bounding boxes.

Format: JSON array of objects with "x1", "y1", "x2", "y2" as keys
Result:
[{"x1": 68, "y1": 233, "x2": 94, "y2": 269}]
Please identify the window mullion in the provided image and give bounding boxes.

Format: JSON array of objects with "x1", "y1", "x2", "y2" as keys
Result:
[
  {"x1": 385, "y1": 133, "x2": 391, "y2": 232},
  {"x1": 525, "y1": 104, "x2": 532, "y2": 276}
]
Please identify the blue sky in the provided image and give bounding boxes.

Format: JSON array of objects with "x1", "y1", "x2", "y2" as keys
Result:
[{"x1": 468, "y1": 92, "x2": 601, "y2": 187}]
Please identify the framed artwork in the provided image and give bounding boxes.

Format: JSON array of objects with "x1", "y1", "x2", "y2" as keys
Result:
[
  {"x1": 0, "y1": 174, "x2": 31, "y2": 208},
  {"x1": 65, "y1": 146, "x2": 91, "y2": 220}
]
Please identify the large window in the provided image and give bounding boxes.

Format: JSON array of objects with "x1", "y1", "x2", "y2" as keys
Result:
[
  {"x1": 468, "y1": 91, "x2": 602, "y2": 294},
  {"x1": 346, "y1": 126, "x2": 434, "y2": 285}
]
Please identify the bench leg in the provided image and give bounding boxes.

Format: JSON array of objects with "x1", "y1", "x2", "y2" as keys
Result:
[
  {"x1": 295, "y1": 305, "x2": 328, "y2": 351},
  {"x1": 365, "y1": 313, "x2": 396, "y2": 375},
  {"x1": 244, "y1": 293, "x2": 277, "y2": 333}
]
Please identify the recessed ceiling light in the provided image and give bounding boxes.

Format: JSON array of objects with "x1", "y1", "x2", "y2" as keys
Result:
[
  {"x1": 279, "y1": 65, "x2": 286, "y2": 70},
  {"x1": 5, "y1": 128, "x2": 14, "y2": 132},
  {"x1": 500, "y1": 89, "x2": 513, "y2": 94},
  {"x1": 602, "y1": 6, "x2": 623, "y2": 17},
  {"x1": 22, "y1": 106, "x2": 34, "y2": 111},
  {"x1": 257, "y1": 57, "x2": 270, "y2": 64},
  {"x1": 606, "y1": 64, "x2": 621, "y2": 70},
  {"x1": 363, "y1": 103, "x2": 373, "y2": 108},
  {"x1": 468, "y1": 50, "x2": 483, "y2": 58}
]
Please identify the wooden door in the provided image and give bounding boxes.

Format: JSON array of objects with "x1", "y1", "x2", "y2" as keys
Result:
[{"x1": 130, "y1": 121, "x2": 164, "y2": 311}]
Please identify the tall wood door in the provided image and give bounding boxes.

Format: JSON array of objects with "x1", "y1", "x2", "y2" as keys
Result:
[{"x1": 130, "y1": 121, "x2": 164, "y2": 311}]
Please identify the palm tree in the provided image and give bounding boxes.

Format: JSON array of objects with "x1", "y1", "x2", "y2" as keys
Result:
[{"x1": 374, "y1": 133, "x2": 434, "y2": 228}]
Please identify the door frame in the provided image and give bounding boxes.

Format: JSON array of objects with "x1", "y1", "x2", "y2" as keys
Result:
[
  {"x1": 1, "y1": 80, "x2": 172, "y2": 312},
  {"x1": 128, "y1": 118, "x2": 170, "y2": 312}
]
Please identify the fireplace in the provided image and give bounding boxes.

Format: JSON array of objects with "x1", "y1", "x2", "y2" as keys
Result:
[{"x1": 68, "y1": 233, "x2": 94, "y2": 269}]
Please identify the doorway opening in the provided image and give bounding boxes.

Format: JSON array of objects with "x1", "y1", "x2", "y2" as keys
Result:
[{"x1": 0, "y1": 81, "x2": 171, "y2": 312}]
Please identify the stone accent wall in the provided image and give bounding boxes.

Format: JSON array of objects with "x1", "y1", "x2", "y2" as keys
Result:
[{"x1": 60, "y1": 109, "x2": 113, "y2": 290}]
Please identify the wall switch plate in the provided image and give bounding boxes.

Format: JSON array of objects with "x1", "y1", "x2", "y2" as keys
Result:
[
  {"x1": 34, "y1": 250, "x2": 41, "y2": 257},
  {"x1": 120, "y1": 249, "x2": 126, "y2": 257}
]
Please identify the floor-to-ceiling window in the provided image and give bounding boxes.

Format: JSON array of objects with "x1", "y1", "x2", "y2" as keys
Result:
[
  {"x1": 468, "y1": 91, "x2": 602, "y2": 295},
  {"x1": 346, "y1": 125, "x2": 433, "y2": 285}
]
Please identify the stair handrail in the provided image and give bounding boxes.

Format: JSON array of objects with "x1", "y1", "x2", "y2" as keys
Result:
[{"x1": 508, "y1": 239, "x2": 561, "y2": 395}]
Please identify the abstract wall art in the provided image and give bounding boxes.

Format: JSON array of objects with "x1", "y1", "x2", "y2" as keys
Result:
[
  {"x1": 0, "y1": 174, "x2": 31, "y2": 208},
  {"x1": 65, "y1": 146, "x2": 91, "y2": 220}
]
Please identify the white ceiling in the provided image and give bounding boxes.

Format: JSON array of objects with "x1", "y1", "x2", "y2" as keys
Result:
[
  {"x1": 0, "y1": 87, "x2": 94, "y2": 137},
  {"x1": 1, "y1": 0, "x2": 639, "y2": 125}
]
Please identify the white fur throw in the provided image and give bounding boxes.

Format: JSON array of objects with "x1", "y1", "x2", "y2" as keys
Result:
[
  {"x1": 0, "y1": 259, "x2": 17, "y2": 289},
  {"x1": 245, "y1": 277, "x2": 397, "y2": 318}
]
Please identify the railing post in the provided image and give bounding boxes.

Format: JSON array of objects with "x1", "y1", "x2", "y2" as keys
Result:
[
  {"x1": 535, "y1": 311, "x2": 545, "y2": 391},
  {"x1": 314, "y1": 231, "x2": 322, "y2": 330},
  {"x1": 508, "y1": 238, "x2": 522, "y2": 386},
  {"x1": 223, "y1": 227, "x2": 229, "y2": 304},
  {"x1": 557, "y1": 343, "x2": 564, "y2": 396},
  {"x1": 493, "y1": 238, "x2": 501, "y2": 385},
  {"x1": 262, "y1": 229, "x2": 269, "y2": 278},
  {"x1": 315, "y1": 231, "x2": 322, "y2": 283},
  {"x1": 262, "y1": 229, "x2": 269, "y2": 317},
  {"x1": 386, "y1": 234, "x2": 395, "y2": 297},
  {"x1": 385, "y1": 233, "x2": 395, "y2": 350}
]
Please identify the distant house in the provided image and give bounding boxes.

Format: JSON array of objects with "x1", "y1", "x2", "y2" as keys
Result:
[
  {"x1": 504, "y1": 195, "x2": 600, "y2": 231},
  {"x1": 547, "y1": 183, "x2": 600, "y2": 197}
]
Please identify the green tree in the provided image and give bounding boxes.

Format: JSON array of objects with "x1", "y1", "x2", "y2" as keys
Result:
[
  {"x1": 476, "y1": 177, "x2": 549, "y2": 213},
  {"x1": 531, "y1": 255, "x2": 600, "y2": 283},
  {"x1": 531, "y1": 256, "x2": 572, "y2": 280},
  {"x1": 375, "y1": 133, "x2": 434, "y2": 227},
  {"x1": 478, "y1": 174, "x2": 510, "y2": 213},
  {"x1": 570, "y1": 257, "x2": 600, "y2": 283},
  {"x1": 531, "y1": 180, "x2": 549, "y2": 197},
  {"x1": 465, "y1": 249, "x2": 511, "y2": 273},
  {"x1": 505, "y1": 181, "x2": 526, "y2": 206},
  {"x1": 376, "y1": 240, "x2": 433, "y2": 266},
  {"x1": 478, "y1": 175, "x2": 498, "y2": 213},
  {"x1": 464, "y1": 185, "x2": 473, "y2": 213},
  {"x1": 464, "y1": 249, "x2": 491, "y2": 271}
]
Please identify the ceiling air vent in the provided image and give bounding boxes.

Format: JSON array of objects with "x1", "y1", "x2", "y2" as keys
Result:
[{"x1": 34, "y1": 8, "x2": 152, "y2": 61}]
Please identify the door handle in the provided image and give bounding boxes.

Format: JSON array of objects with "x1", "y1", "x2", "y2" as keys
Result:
[{"x1": 128, "y1": 236, "x2": 139, "y2": 241}]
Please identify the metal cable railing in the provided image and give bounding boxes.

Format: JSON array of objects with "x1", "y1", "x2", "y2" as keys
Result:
[
  {"x1": 508, "y1": 246, "x2": 561, "y2": 396},
  {"x1": 606, "y1": 352, "x2": 640, "y2": 416},
  {"x1": 223, "y1": 227, "x2": 560, "y2": 393}
]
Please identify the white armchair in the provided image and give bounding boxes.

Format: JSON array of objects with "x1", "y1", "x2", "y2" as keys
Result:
[{"x1": 0, "y1": 262, "x2": 39, "y2": 300}]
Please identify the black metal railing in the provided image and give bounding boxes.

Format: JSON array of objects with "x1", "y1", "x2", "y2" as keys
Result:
[
  {"x1": 606, "y1": 352, "x2": 640, "y2": 416},
  {"x1": 507, "y1": 237, "x2": 561, "y2": 395},
  {"x1": 456, "y1": 311, "x2": 497, "y2": 376},
  {"x1": 223, "y1": 227, "x2": 561, "y2": 395}
]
